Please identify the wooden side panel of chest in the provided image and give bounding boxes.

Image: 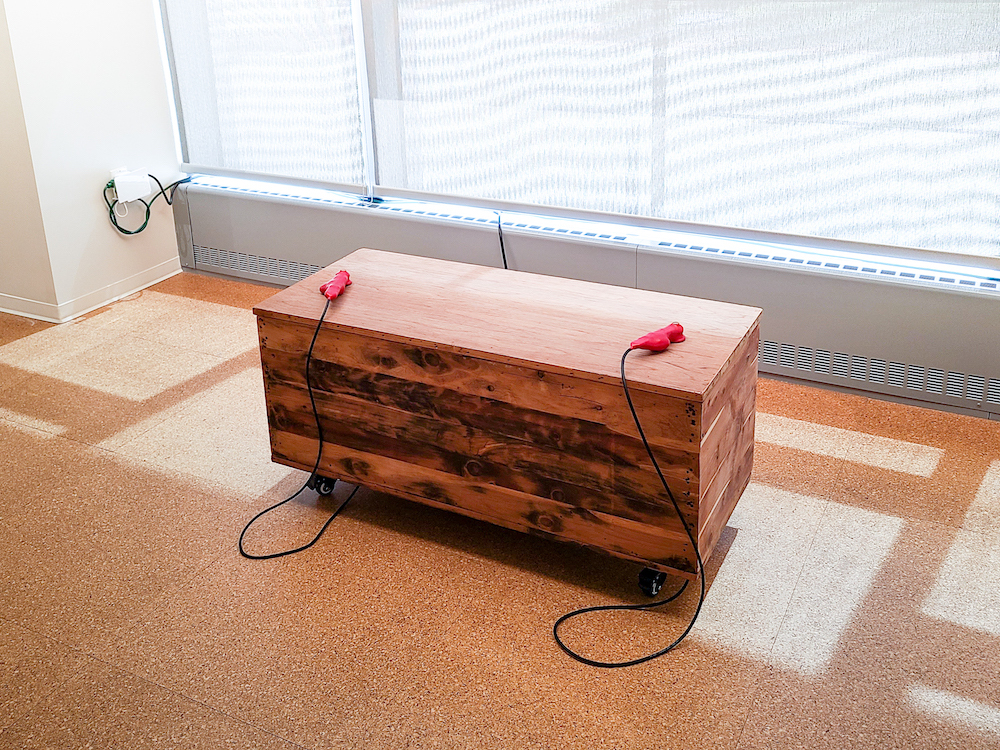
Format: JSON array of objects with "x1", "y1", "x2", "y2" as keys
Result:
[
  {"x1": 254, "y1": 248, "x2": 760, "y2": 578},
  {"x1": 257, "y1": 314, "x2": 756, "y2": 577},
  {"x1": 696, "y1": 326, "x2": 758, "y2": 563}
]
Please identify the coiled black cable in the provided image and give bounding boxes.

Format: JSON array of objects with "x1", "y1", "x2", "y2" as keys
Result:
[
  {"x1": 104, "y1": 174, "x2": 192, "y2": 235},
  {"x1": 239, "y1": 297, "x2": 357, "y2": 560},
  {"x1": 552, "y1": 348, "x2": 707, "y2": 668}
]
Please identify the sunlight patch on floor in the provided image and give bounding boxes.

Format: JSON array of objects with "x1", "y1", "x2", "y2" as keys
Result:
[
  {"x1": 0, "y1": 406, "x2": 66, "y2": 436},
  {"x1": 923, "y1": 461, "x2": 1000, "y2": 637},
  {"x1": 907, "y1": 684, "x2": 1000, "y2": 738},
  {"x1": 697, "y1": 484, "x2": 902, "y2": 675},
  {"x1": 756, "y1": 412, "x2": 943, "y2": 477}
]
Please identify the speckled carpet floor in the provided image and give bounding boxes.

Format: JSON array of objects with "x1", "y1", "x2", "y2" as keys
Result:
[{"x1": 0, "y1": 272, "x2": 998, "y2": 749}]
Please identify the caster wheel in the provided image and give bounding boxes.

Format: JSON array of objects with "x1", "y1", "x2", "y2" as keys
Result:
[
  {"x1": 638, "y1": 567, "x2": 668, "y2": 597},
  {"x1": 309, "y1": 475, "x2": 337, "y2": 496}
]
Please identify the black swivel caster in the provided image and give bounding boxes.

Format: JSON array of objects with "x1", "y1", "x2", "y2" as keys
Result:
[
  {"x1": 308, "y1": 475, "x2": 337, "y2": 496},
  {"x1": 638, "y1": 567, "x2": 668, "y2": 597}
]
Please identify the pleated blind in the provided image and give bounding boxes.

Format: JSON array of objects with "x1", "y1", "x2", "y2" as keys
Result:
[
  {"x1": 164, "y1": 0, "x2": 364, "y2": 185},
  {"x1": 374, "y1": 1, "x2": 999, "y2": 257},
  {"x1": 163, "y1": 0, "x2": 1000, "y2": 258}
]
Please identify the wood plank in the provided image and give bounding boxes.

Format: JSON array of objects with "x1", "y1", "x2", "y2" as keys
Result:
[
  {"x1": 702, "y1": 325, "x2": 759, "y2": 432},
  {"x1": 254, "y1": 248, "x2": 761, "y2": 399},
  {"x1": 697, "y1": 413, "x2": 755, "y2": 563},
  {"x1": 261, "y1": 349, "x2": 700, "y2": 488},
  {"x1": 699, "y1": 399, "x2": 756, "y2": 534},
  {"x1": 263, "y1": 380, "x2": 699, "y2": 526},
  {"x1": 699, "y1": 355, "x2": 758, "y2": 499},
  {"x1": 259, "y1": 318, "x2": 702, "y2": 451},
  {"x1": 269, "y1": 429, "x2": 698, "y2": 575},
  {"x1": 262, "y1": 356, "x2": 700, "y2": 516}
]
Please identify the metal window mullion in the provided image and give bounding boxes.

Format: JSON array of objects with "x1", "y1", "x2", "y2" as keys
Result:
[
  {"x1": 352, "y1": 0, "x2": 377, "y2": 199},
  {"x1": 155, "y1": 0, "x2": 190, "y2": 164}
]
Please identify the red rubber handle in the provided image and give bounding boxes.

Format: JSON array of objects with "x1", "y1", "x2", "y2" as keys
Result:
[
  {"x1": 319, "y1": 270, "x2": 352, "y2": 300},
  {"x1": 630, "y1": 322, "x2": 686, "y2": 352}
]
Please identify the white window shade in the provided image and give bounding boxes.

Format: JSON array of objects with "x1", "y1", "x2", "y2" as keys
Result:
[
  {"x1": 373, "y1": 1, "x2": 657, "y2": 216},
  {"x1": 164, "y1": 0, "x2": 364, "y2": 185},
  {"x1": 373, "y1": 1, "x2": 1000, "y2": 257}
]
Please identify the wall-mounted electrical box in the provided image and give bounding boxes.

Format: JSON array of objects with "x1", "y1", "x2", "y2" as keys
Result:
[{"x1": 110, "y1": 168, "x2": 151, "y2": 203}]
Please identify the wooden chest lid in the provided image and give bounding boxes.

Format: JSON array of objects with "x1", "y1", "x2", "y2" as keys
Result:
[{"x1": 254, "y1": 248, "x2": 761, "y2": 400}]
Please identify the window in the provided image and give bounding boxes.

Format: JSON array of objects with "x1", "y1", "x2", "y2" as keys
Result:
[
  {"x1": 165, "y1": 0, "x2": 364, "y2": 184},
  {"x1": 161, "y1": 1, "x2": 1000, "y2": 258}
]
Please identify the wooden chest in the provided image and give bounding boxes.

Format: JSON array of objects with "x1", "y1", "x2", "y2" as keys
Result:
[{"x1": 254, "y1": 248, "x2": 760, "y2": 577}]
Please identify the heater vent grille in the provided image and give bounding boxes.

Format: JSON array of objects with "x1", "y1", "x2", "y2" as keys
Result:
[
  {"x1": 760, "y1": 340, "x2": 779, "y2": 366},
  {"x1": 797, "y1": 347, "x2": 813, "y2": 371},
  {"x1": 832, "y1": 352, "x2": 850, "y2": 379},
  {"x1": 651, "y1": 239, "x2": 1000, "y2": 293},
  {"x1": 869, "y1": 359, "x2": 886, "y2": 384},
  {"x1": 946, "y1": 372, "x2": 965, "y2": 399},
  {"x1": 761, "y1": 339, "x2": 994, "y2": 409},
  {"x1": 815, "y1": 350, "x2": 832, "y2": 375},
  {"x1": 851, "y1": 356, "x2": 867, "y2": 380},
  {"x1": 967, "y1": 375, "x2": 986, "y2": 402},
  {"x1": 780, "y1": 343, "x2": 796, "y2": 368},
  {"x1": 907, "y1": 365, "x2": 926, "y2": 390},
  {"x1": 193, "y1": 246, "x2": 319, "y2": 281},
  {"x1": 988, "y1": 379, "x2": 1000, "y2": 405},
  {"x1": 888, "y1": 362, "x2": 906, "y2": 388},
  {"x1": 926, "y1": 369, "x2": 945, "y2": 395}
]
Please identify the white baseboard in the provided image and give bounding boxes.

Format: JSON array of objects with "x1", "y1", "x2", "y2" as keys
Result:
[
  {"x1": 0, "y1": 294, "x2": 61, "y2": 323},
  {"x1": 0, "y1": 257, "x2": 181, "y2": 323}
]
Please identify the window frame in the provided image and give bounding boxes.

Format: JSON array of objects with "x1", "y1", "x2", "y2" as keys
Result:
[{"x1": 157, "y1": 0, "x2": 1000, "y2": 275}]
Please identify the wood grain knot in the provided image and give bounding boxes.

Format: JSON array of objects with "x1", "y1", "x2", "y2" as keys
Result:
[
  {"x1": 414, "y1": 481, "x2": 451, "y2": 504},
  {"x1": 340, "y1": 457, "x2": 371, "y2": 477},
  {"x1": 269, "y1": 405, "x2": 291, "y2": 430},
  {"x1": 403, "y1": 347, "x2": 445, "y2": 371},
  {"x1": 526, "y1": 511, "x2": 563, "y2": 533}
]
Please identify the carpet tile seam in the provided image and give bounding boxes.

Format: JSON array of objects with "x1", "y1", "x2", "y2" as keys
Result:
[
  {"x1": 762, "y1": 498, "x2": 832, "y2": 667},
  {"x1": 2, "y1": 647, "x2": 314, "y2": 750},
  {"x1": 0, "y1": 616, "x2": 94, "y2": 736}
]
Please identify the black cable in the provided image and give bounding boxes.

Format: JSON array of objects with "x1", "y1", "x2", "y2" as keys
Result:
[
  {"x1": 552, "y1": 348, "x2": 707, "y2": 668},
  {"x1": 104, "y1": 185, "x2": 151, "y2": 235},
  {"x1": 104, "y1": 174, "x2": 192, "y2": 235},
  {"x1": 148, "y1": 173, "x2": 191, "y2": 206},
  {"x1": 239, "y1": 297, "x2": 358, "y2": 560},
  {"x1": 496, "y1": 212, "x2": 509, "y2": 270}
]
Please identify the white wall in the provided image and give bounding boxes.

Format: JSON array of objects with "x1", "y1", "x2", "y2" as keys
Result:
[
  {"x1": 0, "y1": 0, "x2": 181, "y2": 322},
  {"x1": 0, "y1": 0, "x2": 57, "y2": 314}
]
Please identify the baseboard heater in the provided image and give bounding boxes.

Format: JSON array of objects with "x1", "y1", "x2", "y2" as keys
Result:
[{"x1": 173, "y1": 176, "x2": 1000, "y2": 421}]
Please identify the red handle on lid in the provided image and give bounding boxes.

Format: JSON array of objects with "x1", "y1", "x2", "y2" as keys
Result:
[
  {"x1": 319, "y1": 270, "x2": 352, "y2": 300},
  {"x1": 630, "y1": 322, "x2": 686, "y2": 352}
]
